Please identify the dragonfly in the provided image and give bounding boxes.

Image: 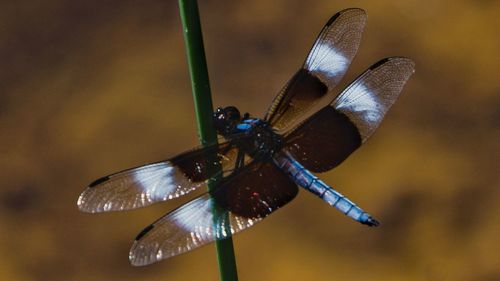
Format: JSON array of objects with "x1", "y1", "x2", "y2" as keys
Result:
[{"x1": 77, "y1": 8, "x2": 415, "y2": 266}]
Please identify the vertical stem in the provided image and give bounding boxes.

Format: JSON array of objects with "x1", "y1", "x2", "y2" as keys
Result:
[{"x1": 177, "y1": 1, "x2": 239, "y2": 280}]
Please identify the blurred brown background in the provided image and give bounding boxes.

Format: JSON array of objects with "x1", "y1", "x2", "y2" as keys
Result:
[{"x1": 1, "y1": 0, "x2": 499, "y2": 280}]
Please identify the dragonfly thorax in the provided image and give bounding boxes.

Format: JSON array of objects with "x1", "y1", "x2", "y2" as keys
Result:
[
  {"x1": 213, "y1": 106, "x2": 283, "y2": 159},
  {"x1": 240, "y1": 119, "x2": 283, "y2": 159}
]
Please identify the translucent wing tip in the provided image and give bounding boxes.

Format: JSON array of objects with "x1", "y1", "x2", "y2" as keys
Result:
[
  {"x1": 128, "y1": 223, "x2": 175, "y2": 266},
  {"x1": 379, "y1": 56, "x2": 416, "y2": 92},
  {"x1": 77, "y1": 177, "x2": 111, "y2": 213},
  {"x1": 327, "y1": 8, "x2": 366, "y2": 25},
  {"x1": 76, "y1": 184, "x2": 122, "y2": 213},
  {"x1": 372, "y1": 57, "x2": 416, "y2": 73},
  {"x1": 129, "y1": 241, "x2": 151, "y2": 267},
  {"x1": 76, "y1": 188, "x2": 96, "y2": 213},
  {"x1": 129, "y1": 225, "x2": 161, "y2": 267}
]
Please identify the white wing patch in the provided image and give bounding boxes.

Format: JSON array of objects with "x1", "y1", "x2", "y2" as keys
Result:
[
  {"x1": 335, "y1": 84, "x2": 381, "y2": 123},
  {"x1": 307, "y1": 43, "x2": 348, "y2": 79},
  {"x1": 171, "y1": 195, "x2": 214, "y2": 239},
  {"x1": 132, "y1": 163, "x2": 176, "y2": 201}
]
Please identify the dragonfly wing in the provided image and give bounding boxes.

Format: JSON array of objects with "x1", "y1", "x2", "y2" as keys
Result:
[
  {"x1": 77, "y1": 141, "x2": 241, "y2": 213},
  {"x1": 265, "y1": 8, "x2": 366, "y2": 130},
  {"x1": 211, "y1": 160, "x2": 298, "y2": 218},
  {"x1": 129, "y1": 193, "x2": 260, "y2": 266},
  {"x1": 284, "y1": 57, "x2": 415, "y2": 172},
  {"x1": 332, "y1": 57, "x2": 416, "y2": 142},
  {"x1": 129, "y1": 161, "x2": 298, "y2": 266}
]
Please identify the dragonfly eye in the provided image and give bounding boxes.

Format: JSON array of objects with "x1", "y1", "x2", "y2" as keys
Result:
[
  {"x1": 224, "y1": 106, "x2": 241, "y2": 121},
  {"x1": 213, "y1": 106, "x2": 241, "y2": 135}
]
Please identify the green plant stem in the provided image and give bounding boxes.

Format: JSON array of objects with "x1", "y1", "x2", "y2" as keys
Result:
[{"x1": 177, "y1": 1, "x2": 239, "y2": 280}]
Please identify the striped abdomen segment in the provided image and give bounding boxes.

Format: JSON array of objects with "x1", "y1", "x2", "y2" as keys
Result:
[{"x1": 274, "y1": 152, "x2": 379, "y2": 227}]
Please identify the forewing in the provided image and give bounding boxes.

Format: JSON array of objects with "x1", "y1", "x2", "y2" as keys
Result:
[
  {"x1": 265, "y1": 8, "x2": 366, "y2": 130},
  {"x1": 77, "y1": 142, "x2": 241, "y2": 213},
  {"x1": 284, "y1": 57, "x2": 415, "y2": 172},
  {"x1": 129, "y1": 161, "x2": 298, "y2": 266}
]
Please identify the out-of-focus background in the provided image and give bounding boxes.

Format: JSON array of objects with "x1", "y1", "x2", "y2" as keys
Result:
[{"x1": 1, "y1": 0, "x2": 499, "y2": 280}]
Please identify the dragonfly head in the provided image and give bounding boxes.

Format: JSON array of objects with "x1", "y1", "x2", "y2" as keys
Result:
[{"x1": 213, "y1": 106, "x2": 242, "y2": 136}]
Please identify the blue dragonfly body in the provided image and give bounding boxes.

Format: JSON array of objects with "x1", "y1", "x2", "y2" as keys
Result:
[{"x1": 276, "y1": 152, "x2": 376, "y2": 225}]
